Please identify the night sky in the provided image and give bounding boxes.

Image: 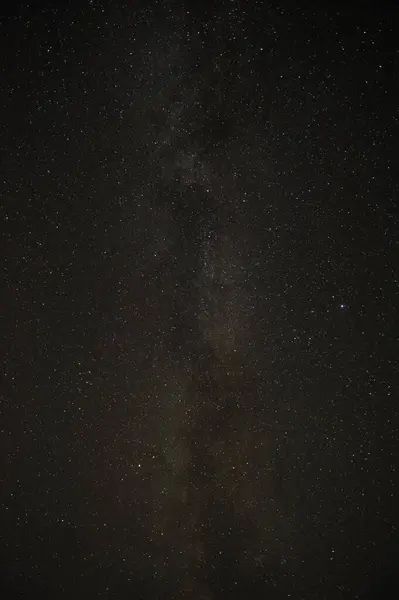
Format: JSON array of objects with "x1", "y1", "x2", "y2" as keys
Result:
[{"x1": 1, "y1": 1, "x2": 398, "y2": 599}]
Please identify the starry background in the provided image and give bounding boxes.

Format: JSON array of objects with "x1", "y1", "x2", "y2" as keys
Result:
[{"x1": 1, "y1": 1, "x2": 398, "y2": 599}]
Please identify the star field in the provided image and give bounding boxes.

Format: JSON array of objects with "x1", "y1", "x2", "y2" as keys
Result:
[{"x1": 1, "y1": 1, "x2": 398, "y2": 599}]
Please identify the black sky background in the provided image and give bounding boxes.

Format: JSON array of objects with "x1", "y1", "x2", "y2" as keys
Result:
[{"x1": 1, "y1": 1, "x2": 398, "y2": 599}]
